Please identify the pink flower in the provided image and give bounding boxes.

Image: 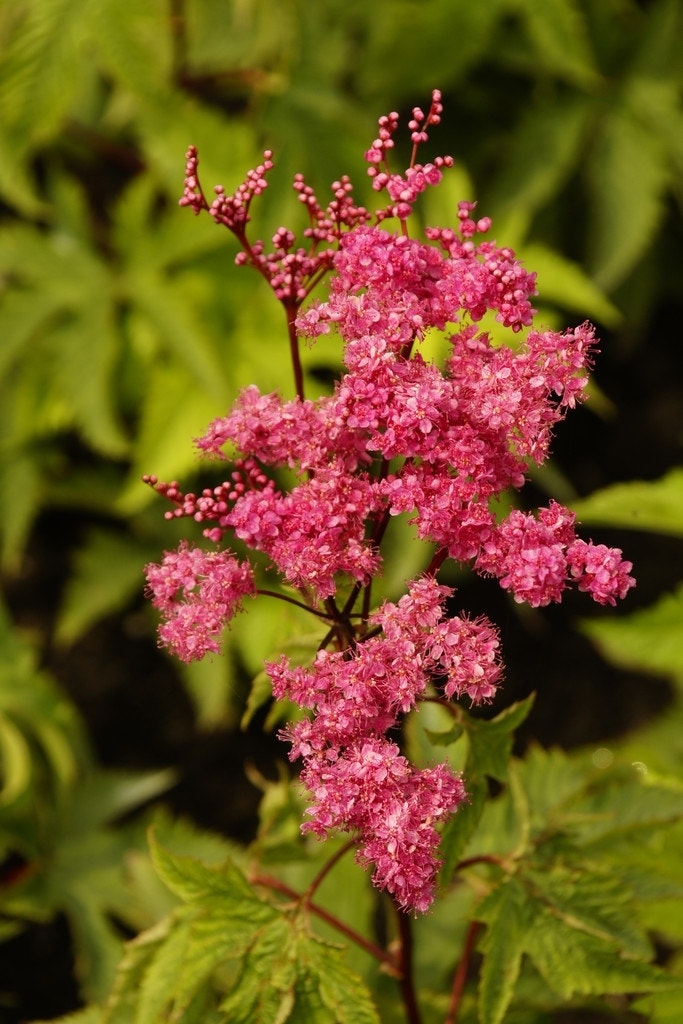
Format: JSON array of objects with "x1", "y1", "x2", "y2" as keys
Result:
[
  {"x1": 146, "y1": 92, "x2": 637, "y2": 914},
  {"x1": 567, "y1": 539, "x2": 635, "y2": 606},
  {"x1": 145, "y1": 542, "x2": 255, "y2": 661}
]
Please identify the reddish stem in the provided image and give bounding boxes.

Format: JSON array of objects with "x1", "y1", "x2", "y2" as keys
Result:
[
  {"x1": 253, "y1": 872, "x2": 398, "y2": 973},
  {"x1": 444, "y1": 919, "x2": 482, "y2": 1024},
  {"x1": 396, "y1": 909, "x2": 423, "y2": 1024}
]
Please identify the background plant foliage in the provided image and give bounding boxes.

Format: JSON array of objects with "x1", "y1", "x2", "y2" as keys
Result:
[{"x1": 1, "y1": 0, "x2": 682, "y2": 1021}]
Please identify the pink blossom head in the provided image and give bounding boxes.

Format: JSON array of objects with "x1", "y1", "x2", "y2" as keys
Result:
[{"x1": 145, "y1": 542, "x2": 255, "y2": 662}]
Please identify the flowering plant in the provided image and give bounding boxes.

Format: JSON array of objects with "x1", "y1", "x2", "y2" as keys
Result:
[{"x1": 128, "y1": 93, "x2": 683, "y2": 1024}]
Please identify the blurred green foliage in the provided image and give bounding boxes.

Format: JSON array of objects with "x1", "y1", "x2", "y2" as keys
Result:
[{"x1": 1, "y1": 0, "x2": 682, "y2": 1019}]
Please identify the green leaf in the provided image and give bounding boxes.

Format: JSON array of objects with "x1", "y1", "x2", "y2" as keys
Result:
[
  {"x1": 220, "y1": 920, "x2": 380, "y2": 1024},
  {"x1": 136, "y1": 916, "x2": 193, "y2": 1024},
  {"x1": 0, "y1": 713, "x2": 32, "y2": 807},
  {"x1": 490, "y1": 95, "x2": 592, "y2": 218},
  {"x1": 524, "y1": 904, "x2": 681, "y2": 999},
  {"x1": 117, "y1": 359, "x2": 227, "y2": 515},
  {"x1": 513, "y1": 0, "x2": 599, "y2": 86},
  {"x1": 572, "y1": 468, "x2": 683, "y2": 537},
  {"x1": 55, "y1": 527, "x2": 155, "y2": 646},
  {"x1": 587, "y1": 101, "x2": 669, "y2": 289},
  {"x1": 573, "y1": 773, "x2": 683, "y2": 849},
  {"x1": 464, "y1": 695, "x2": 535, "y2": 783},
  {"x1": 477, "y1": 878, "x2": 529, "y2": 1024},
  {"x1": 439, "y1": 774, "x2": 487, "y2": 885},
  {"x1": 525, "y1": 866, "x2": 653, "y2": 959},
  {"x1": 514, "y1": 744, "x2": 591, "y2": 824},
  {"x1": 523, "y1": 243, "x2": 621, "y2": 327},
  {"x1": 0, "y1": 0, "x2": 89, "y2": 150},
  {"x1": 149, "y1": 834, "x2": 272, "y2": 914},
  {"x1": 130, "y1": 275, "x2": 229, "y2": 399},
  {"x1": 580, "y1": 585, "x2": 683, "y2": 685},
  {"x1": 633, "y1": 989, "x2": 683, "y2": 1024}
]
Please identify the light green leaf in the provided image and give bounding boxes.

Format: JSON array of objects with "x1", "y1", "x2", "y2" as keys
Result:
[
  {"x1": 572, "y1": 468, "x2": 683, "y2": 537},
  {"x1": 523, "y1": 243, "x2": 621, "y2": 327},
  {"x1": 477, "y1": 878, "x2": 529, "y2": 1024},
  {"x1": 573, "y1": 773, "x2": 683, "y2": 848},
  {"x1": 294, "y1": 929, "x2": 381, "y2": 1024},
  {"x1": 0, "y1": 0, "x2": 89, "y2": 148},
  {"x1": 525, "y1": 866, "x2": 653, "y2": 959},
  {"x1": 515, "y1": 744, "x2": 590, "y2": 823},
  {"x1": 513, "y1": 0, "x2": 599, "y2": 86},
  {"x1": 88, "y1": 0, "x2": 172, "y2": 102},
  {"x1": 116, "y1": 358, "x2": 227, "y2": 515},
  {"x1": 588, "y1": 103, "x2": 669, "y2": 289},
  {"x1": 524, "y1": 904, "x2": 681, "y2": 999},
  {"x1": 464, "y1": 695, "x2": 535, "y2": 783},
  {"x1": 633, "y1": 989, "x2": 683, "y2": 1024},
  {"x1": 220, "y1": 919, "x2": 381, "y2": 1024},
  {"x1": 131, "y1": 275, "x2": 229, "y2": 399},
  {"x1": 0, "y1": 714, "x2": 33, "y2": 806},
  {"x1": 149, "y1": 834, "x2": 273, "y2": 914},
  {"x1": 580, "y1": 585, "x2": 683, "y2": 685},
  {"x1": 136, "y1": 916, "x2": 192, "y2": 1024}
]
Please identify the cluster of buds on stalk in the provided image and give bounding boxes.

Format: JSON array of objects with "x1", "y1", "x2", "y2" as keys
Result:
[{"x1": 145, "y1": 90, "x2": 634, "y2": 913}]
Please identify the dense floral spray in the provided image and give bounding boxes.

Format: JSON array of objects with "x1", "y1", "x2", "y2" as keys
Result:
[{"x1": 145, "y1": 91, "x2": 634, "y2": 913}]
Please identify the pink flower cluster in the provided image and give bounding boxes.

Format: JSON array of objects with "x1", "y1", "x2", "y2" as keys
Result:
[
  {"x1": 267, "y1": 577, "x2": 497, "y2": 911},
  {"x1": 144, "y1": 92, "x2": 635, "y2": 911},
  {"x1": 145, "y1": 541, "x2": 254, "y2": 662}
]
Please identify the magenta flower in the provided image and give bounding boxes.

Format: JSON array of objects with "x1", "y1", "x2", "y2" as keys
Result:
[
  {"x1": 145, "y1": 542, "x2": 255, "y2": 662},
  {"x1": 144, "y1": 91, "x2": 635, "y2": 912}
]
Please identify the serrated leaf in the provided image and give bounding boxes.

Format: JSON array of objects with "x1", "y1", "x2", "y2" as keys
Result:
[
  {"x1": 580, "y1": 585, "x2": 683, "y2": 684},
  {"x1": 149, "y1": 834, "x2": 273, "y2": 917},
  {"x1": 464, "y1": 695, "x2": 535, "y2": 783},
  {"x1": 573, "y1": 774, "x2": 683, "y2": 848},
  {"x1": 525, "y1": 866, "x2": 652, "y2": 959},
  {"x1": 477, "y1": 878, "x2": 529, "y2": 1024},
  {"x1": 515, "y1": 744, "x2": 590, "y2": 824},
  {"x1": 295, "y1": 929, "x2": 380, "y2": 1024},
  {"x1": 136, "y1": 916, "x2": 192, "y2": 1024},
  {"x1": 102, "y1": 918, "x2": 171, "y2": 1024},
  {"x1": 524, "y1": 903, "x2": 681, "y2": 999},
  {"x1": 572, "y1": 468, "x2": 683, "y2": 537},
  {"x1": 220, "y1": 919, "x2": 380, "y2": 1024}
]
